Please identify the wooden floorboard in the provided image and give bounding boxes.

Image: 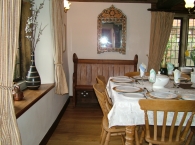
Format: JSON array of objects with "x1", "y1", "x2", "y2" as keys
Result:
[
  {"x1": 47, "y1": 98, "x2": 125, "y2": 145},
  {"x1": 47, "y1": 98, "x2": 195, "y2": 145}
]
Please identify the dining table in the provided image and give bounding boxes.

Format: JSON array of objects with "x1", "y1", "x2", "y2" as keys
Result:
[{"x1": 106, "y1": 75, "x2": 195, "y2": 145}]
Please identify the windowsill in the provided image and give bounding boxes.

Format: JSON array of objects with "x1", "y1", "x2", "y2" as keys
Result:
[{"x1": 14, "y1": 83, "x2": 55, "y2": 119}]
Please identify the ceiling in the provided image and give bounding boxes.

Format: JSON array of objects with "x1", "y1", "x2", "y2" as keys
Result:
[{"x1": 70, "y1": 0, "x2": 193, "y2": 14}]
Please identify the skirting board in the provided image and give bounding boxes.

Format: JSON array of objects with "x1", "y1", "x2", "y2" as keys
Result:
[{"x1": 39, "y1": 97, "x2": 70, "y2": 145}]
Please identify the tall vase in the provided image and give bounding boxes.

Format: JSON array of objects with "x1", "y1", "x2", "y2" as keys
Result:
[{"x1": 26, "y1": 52, "x2": 41, "y2": 90}]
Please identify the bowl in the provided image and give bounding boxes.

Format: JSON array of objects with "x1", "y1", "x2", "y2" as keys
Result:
[
  {"x1": 180, "y1": 67, "x2": 192, "y2": 74},
  {"x1": 153, "y1": 74, "x2": 169, "y2": 89}
]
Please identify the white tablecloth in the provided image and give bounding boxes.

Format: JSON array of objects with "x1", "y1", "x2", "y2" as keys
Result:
[{"x1": 106, "y1": 76, "x2": 195, "y2": 128}]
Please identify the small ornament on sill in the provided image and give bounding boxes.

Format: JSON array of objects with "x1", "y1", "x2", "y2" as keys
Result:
[{"x1": 12, "y1": 85, "x2": 24, "y2": 101}]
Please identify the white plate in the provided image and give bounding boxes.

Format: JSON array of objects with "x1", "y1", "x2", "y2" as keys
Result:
[
  {"x1": 133, "y1": 75, "x2": 148, "y2": 80},
  {"x1": 110, "y1": 78, "x2": 133, "y2": 83},
  {"x1": 113, "y1": 76, "x2": 129, "y2": 78},
  {"x1": 113, "y1": 86, "x2": 142, "y2": 93},
  {"x1": 169, "y1": 76, "x2": 188, "y2": 81},
  {"x1": 149, "y1": 91, "x2": 177, "y2": 99},
  {"x1": 181, "y1": 94, "x2": 195, "y2": 100},
  {"x1": 122, "y1": 93, "x2": 145, "y2": 100},
  {"x1": 114, "y1": 83, "x2": 133, "y2": 86}
]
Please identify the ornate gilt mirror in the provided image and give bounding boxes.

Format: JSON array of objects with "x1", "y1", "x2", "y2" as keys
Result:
[{"x1": 97, "y1": 5, "x2": 126, "y2": 54}]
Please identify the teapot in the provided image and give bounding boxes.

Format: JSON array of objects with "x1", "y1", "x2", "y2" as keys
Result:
[
  {"x1": 173, "y1": 69, "x2": 181, "y2": 83},
  {"x1": 153, "y1": 71, "x2": 169, "y2": 89}
]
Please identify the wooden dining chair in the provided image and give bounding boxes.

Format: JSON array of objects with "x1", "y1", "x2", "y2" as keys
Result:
[
  {"x1": 124, "y1": 71, "x2": 149, "y2": 77},
  {"x1": 139, "y1": 99, "x2": 195, "y2": 145},
  {"x1": 96, "y1": 75, "x2": 113, "y2": 106},
  {"x1": 96, "y1": 75, "x2": 107, "y2": 86},
  {"x1": 93, "y1": 83, "x2": 125, "y2": 145},
  {"x1": 185, "y1": 127, "x2": 195, "y2": 145}
]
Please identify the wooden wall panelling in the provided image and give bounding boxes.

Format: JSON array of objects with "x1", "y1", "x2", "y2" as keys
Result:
[
  {"x1": 108, "y1": 65, "x2": 114, "y2": 80},
  {"x1": 86, "y1": 64, "x2": 92, "y2": 85},
  {"x1": 102, "y1": 64, "x2": 109, "y2": 82},
  {"x1": 92, "y1": 64, "x2": 98, "y2": 85},
  {"x1": 73, "y1": 53, "x2": 138, "y2": 106}
]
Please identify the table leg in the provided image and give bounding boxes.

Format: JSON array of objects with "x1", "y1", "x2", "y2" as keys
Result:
[{"x1": 125, "y1": 125, "x2": 135, "y2": 145}]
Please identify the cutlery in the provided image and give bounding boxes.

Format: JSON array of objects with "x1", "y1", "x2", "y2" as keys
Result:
[
  {"x1": 144, "y1": 87, "x2": 150, "y2": 93},
  {"x1": 142, "y1": 87, "x2": 150, "y2": 99},
  {"x1": 135, "y1": 79, "x2": 140, "y2": 84}
]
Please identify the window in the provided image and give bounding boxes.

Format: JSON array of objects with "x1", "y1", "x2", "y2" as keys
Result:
[
  {"x1": 13, "y1": 47, "x2": 21, "y2": 82},
  {"x1": 13, "y1": 1, "x2": 31, "y2": 82},
  {"x1": 165, "y1": 19, "x2": 181, "y2": 66},
  {"x1": 186, "y1": 18, "x2": 195, "y2": 66},
  {"x1": 165, "y1": 15, "x2": 195, "y2": 67}
]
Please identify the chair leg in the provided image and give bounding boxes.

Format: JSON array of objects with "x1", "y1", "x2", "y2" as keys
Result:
[
  {"x1": 101, "y1": 130, "x2": 107, "y2": 145},
  {"x1": 139, "y1": 126, "x2": 145, "y2": 145},
  {"x1": 104, "y1": 132, "x2": 111, "y2": 145},
  {"x1": 185, "y1": 130, "x2": 194, "y2": 145},
  {"x1": 121, "y1": 134, "x2": 125, "y2": 145},
  {"x1": 134, "y1": 125, "x2": 145, "y2": 145},
  {"x1": 100, "y1": 126, "x2": 103, "y2": 143},
  {"x1": 135, "y1": 127, "x2": 139, "y2": 145}
]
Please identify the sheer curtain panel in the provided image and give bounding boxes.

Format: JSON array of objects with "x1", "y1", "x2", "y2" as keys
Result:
[
  {"x1": 0, "y1": 0, "x2": 22, "y2": 144},
  {"x1": 148, "y1": 12, "x2": 175, "y2": 72},
  {"x1": 51, "y1": 0, "x2": 68, "y2": 94}
]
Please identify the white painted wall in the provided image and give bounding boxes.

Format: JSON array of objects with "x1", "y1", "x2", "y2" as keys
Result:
[
  {"x1": 67, "y1": 2, "x2": 151, "y2": 96},
  {"x1": 17, "y1": 89, "x2": 68, "y2": 145},
  {"x1": 17, "y1": 0, "x2": 69, "y2": 144}
]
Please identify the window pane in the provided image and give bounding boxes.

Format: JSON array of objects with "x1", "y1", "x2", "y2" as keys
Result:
[
  {"x1": 13, "y1": 1, "x2": 32, "y2": 82},
  {"x1": 186, "y1": 18, "x2": 195, "y2": 66},
  {"x1": 13, "y1": 48, "x2": 21, "y2": 81},
  {"x1": 165, "y1": 19, "x2": 181, "y2": 66}
]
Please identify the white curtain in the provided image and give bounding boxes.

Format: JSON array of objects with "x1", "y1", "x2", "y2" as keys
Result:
[
  {"x1": 0, "y1": 0, "x2": 22, "y2": 144},
  {"x1": 51, "y1": 0, "x2": 68, "y2": 95}
]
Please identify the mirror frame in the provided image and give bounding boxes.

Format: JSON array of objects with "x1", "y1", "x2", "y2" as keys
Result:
[{"x1": 97, "y1": 5, "x2": 127, "y2": 54}]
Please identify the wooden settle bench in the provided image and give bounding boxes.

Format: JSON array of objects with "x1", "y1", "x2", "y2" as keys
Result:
[{"x1": 72, "y1": 53, "x2": 138, "y2": 106}]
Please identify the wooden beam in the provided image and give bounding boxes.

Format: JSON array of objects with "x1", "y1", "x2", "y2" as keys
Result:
[
  {"x1": 69, "y1": 0, "x2": 157, "y2": 3},
  {"x1": 157, "y1": 0, "x2": 184, "y2": 9}
]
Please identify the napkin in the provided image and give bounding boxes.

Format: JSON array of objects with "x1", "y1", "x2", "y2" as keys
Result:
[
  {"x1": 174, "y1": 69, "x2": 181, "y2": 83},
  {"x1": 167, "y1": 62, "x2": 174, "y2": 75},
  {"x1": 149, "y1": 69, "x2": 156, "y2": 83},
  {"x1": 139, "y1": 63, "x2": 147, "y2": 77}
]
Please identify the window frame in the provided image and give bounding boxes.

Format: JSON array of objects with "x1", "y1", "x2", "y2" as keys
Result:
[
  {"x1": 14, "y1": 1, "x2": 31, "y2": 83},
  {"x1": 166, "y1": 14, "x2": 195, "y2": 67}
]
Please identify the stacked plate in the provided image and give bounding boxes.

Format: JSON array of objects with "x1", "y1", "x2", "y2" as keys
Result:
[
  {"x1": 110, "y1": 77, "x2": 133, "y2": 83},
  {"x1": 113, "y1": 85, "x2": 143, "y2": 93},
  {"x1": 122, "y1": 93, "x2": 145, "y2": 100},
  {"x1": 146, "y1": 91, "x2": 178, "y2": 99},
  {"x1": 133, "y1": 75, "x2": 148, "y2": 80},
  {"x1": 181, "y1": 94, "x2": 195, "y2": 100}
]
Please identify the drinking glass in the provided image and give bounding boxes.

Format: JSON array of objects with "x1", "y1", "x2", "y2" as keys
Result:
[
  {"x1": 167, "y1": 72, "x2": 174, "y2": 88},
  {"x1": 140, "y1": 72, "x2": 145, "y2": 85},
  {"x1": 149, "y1": 76, "x2": 155, "y2": 92},
  {"x1": 174, "y1": 78, "x2": 180, "y2": 88}
]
